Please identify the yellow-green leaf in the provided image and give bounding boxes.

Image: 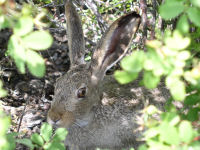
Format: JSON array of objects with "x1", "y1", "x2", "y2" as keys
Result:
[
  {"x1": 177, "y1": 15, "x2": 189, "y2": 34},
  {"x1": 159, "y1": 1, "x2": 184, "y2": 20},
  {"x1": 187, "y1": 7, "x2": 200, "y2": 27},
  {"x1": 179, "y1": 121, "x2": 194, "y2": 143},
  {"x1": 114, "y1": 70, "x2": 138, "y2": 84},
  {"x1": 14, "y1": 16, "x2": 33, "y2": 36},
  {"x1": 7, "y1": 35, "x2": 26, "y2": 73},
  {"x1": 22, "y1": 31, "x2": 53, "y2": 50},
  {"x1": 26, "y1": 50, "x2": 45, "y2": 77}
]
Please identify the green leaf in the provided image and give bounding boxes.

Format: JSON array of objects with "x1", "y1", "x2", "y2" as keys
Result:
[
  {"x1": 14, "y1": 16, "x2": 33, "y2": 36},
  {"x1": 159, "y1": 122, "x2": 180, "y2": 145},
  {"x1": 44, "y1": 141, "x2": 65, "y2": 150},
  {"x1": 166, "y1": 76, "x2": 186, "y2": 101},
  {"x1": 146, "y1": 140, "x2": 171, "y2": 150},
  {"x1": 40, "y1": 123, "x2": 53, "y2": 142},
  {"x1": 0, "y1": 15, "x2": 10, "y2": 29},
  {"x1": 121, "y1": 51, "x2": 145, "y2": 73},
  {"x1": 31, "y1": 133, "x2": 44, "y2": 146},
  {"x1": 190, "y1": 0, "x2": 200, "y2": 8},
  {"x1": 176, "y1": 51, "x2": 190, "y2": 61},
  {"x1": 184, "y1": 93, "x2": 200, "y2": 106},
  {"x1": 0, "y1": 81, "x2": 7, "y2": 97},
  {"x1": 186, "y1": 107, "x2": 199, "y2": 121},
  {"x1": 159, "y1": 1, "x2": 184, "y2": 20},
  {"x1": 144, "y1": 127, "x2": 159, "y2": 139},
  {"x1": 7, "y1": 35, "x2": 26, "y2": 74},
  {"x1": 179, "y1": 121, "x2": 194, "y2": 143},
  {"x1": 16, "y1": 138, "x2": 34, "y2": 150},
  {"x1": 6, "y1": 133, "x2": 17, "y2": 150},
  {"x1": 190, "y1": 142, "x2": 200, "y2": 150},
  {"x1": 187, "y1": 7, "x2": 200, "y2": 27},
  {"x1": 162, "y1": 112, "x2": 180, "y2": 126},
  {"x1": 143, "y1": 71, "x2": 160, "y2": 89},
  {"x1": 26, "y1": 50, "x2": 45, "y2": 77},
  {"x1": 177, "y1": 15, "x2": 189, "y2": 34},
  {"x1": 53, "y1": 128, "x2": 68, "y2": 141},
  {"x1": 114, "y1": 70, "x2": 138, "y2": 84},
  {"x1": 138, "y1": 145, "x2": 148, "y2": 150},
  {"x1": 22, "y1": 31, "x2": 53, "y2": 50},
  {"x1": 144, "y1": 49, "x2": 167, "y2": 76},
  {"x1": 165, "y1": 30, "x2": 191, "y2": 50}
]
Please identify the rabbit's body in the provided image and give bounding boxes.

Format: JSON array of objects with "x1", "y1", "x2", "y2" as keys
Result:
[
  {"x1": 47, "y1": 0, "x2": 170, "y2": 149},
  {"x1": 65, "y1": 75, "x2": 169, "y2": 150},
  {"x1": 61, "y1": 74, "x2": 169, "y2": 150}
]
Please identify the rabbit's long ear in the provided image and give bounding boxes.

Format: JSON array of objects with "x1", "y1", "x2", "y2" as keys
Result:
[
  {"x1": 91, "y1": 12, "x2": 141, "y2": 84},
  {"x1": 65, "y1": 0, "x2": 85, "y2": 67}
]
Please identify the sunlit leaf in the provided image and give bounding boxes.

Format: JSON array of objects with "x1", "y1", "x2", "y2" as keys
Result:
[
  {"x1": 14, "y1": 16, "x2": 33, "y2": 36},
  {"x1": 26, "y1": 50, "x2": 45, "y2": 77},
  {"x1": 16, "y1": 139, "x2": 34, "y2": 150},
  {"x1": 121, "y1": 51, "x2": 145, "y2": 73},
  {"x1": 146, "y1": 40, "x2": 162, "y2": 49},
  {"x1": 176, "y1": 51, "x2": 190, "y2": 60},
  {"x1": 43, "y1": 141, "x2": 65, "y2": 150},
  {"x1": 144, "y1": 128, "x2": 159, "y2": 139},
  {"x1": 31, "y1": 133, "x2": 44, "y2": 146},
  {"x1": 0, "y1": 16, "x2": 10, "y2": 29},
  {"x1": 165, "y1": 31, "x2": 190, "y2": 50},
  {"x1": 0, "y1": 0, "x2": 6, "y2": 5},
  {"x1": 22, "y1": 31, "x2": 53, "y2": 50},
  {"x1": 40, "y1": 123, "x2": 53, "y2": 142},
  {"x1": 114, "y1": 70, "x2": 138, "y2": 84},
  {"x1": 143, "y1": 71, "x2": 160, "y2": 89},
  {"x1": 162, "y1": 112, "x2": 180, "y2": 126},
  {"x1": 138, "y1": 145, "x2": 148, "y2": 150},
  {"x1": 159, "y1": 122, "x2": 180, "y2": 145},
  {"x1": 166, "y1": 76, "x2": 186, "y2": 101},
  {"x1": 190, "y1": 0, "x2": 200, "y2": 8},
  {"x1": 53, "y1": 128, "x2": 68, "y2": 141},
  {"x1": 187, "y1": 7, "x2": 200, "y2": 27},
  {"x1": 159, "y1": 1, "x2": 184, "y2": 20},
  {"x1": 7, "y1": 35, "x2": 26, "y2": 74},
  {"x1": 177, "y1": 15, "x2": 189, "y2": 34},
  {"x1": 0, "y1": 81, "x2": 7, "y2": 97},
  {"x1": 179, "y1": 121, "x2": 194, "y2": 143}
]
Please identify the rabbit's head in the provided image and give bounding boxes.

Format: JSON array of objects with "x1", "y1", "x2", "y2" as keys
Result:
[{"x1": 47, "y1": 0, "x2": 141, "y2": 128}]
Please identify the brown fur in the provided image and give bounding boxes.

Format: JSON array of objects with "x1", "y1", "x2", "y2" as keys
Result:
[{"x1": 47, "y1": 1, "x2": 170, "y2": 149}]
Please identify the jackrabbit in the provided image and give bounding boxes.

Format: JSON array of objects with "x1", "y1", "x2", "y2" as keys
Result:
[{"x1": 47, "y1": 0, "x2": 170, "y2": 149}]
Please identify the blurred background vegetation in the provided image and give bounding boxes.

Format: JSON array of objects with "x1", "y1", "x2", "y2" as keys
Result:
[{"x1": 0, "y1": 0, "x2": 200, "y2": 150}]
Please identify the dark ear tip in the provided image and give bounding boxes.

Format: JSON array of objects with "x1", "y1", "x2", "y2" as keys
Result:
[
  {"x1": 118, "y1": 12, "x2": 141, "y2": 27},
  {"x1": 123, "y1": 11, "x2": 141, "y2": 20},
  {"x1": 129, "y1": 11, "x2": 141, "y2": 18}
]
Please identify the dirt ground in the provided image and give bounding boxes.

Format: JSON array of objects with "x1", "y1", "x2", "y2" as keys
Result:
[{"x1": 0, "y1": 24, "x2": 71, "y2": 147}]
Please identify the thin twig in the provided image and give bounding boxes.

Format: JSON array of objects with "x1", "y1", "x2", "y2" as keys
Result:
[
  {"x1": 17, "y1": 94, "x2": 29, "y2": 133},
  {"x1": 84, "y1": 0, "x2": 108, "y2": 33},
  {"x1": 41, "y1": 3, "x2": 64, "y2": 8}
]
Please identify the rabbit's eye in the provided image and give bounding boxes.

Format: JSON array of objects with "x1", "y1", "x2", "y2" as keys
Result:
[{"x1": 77, "y1": 87, "x2": 86, "y2": 98}]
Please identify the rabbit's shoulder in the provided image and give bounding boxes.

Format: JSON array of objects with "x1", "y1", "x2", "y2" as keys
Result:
[{"x1": 99, "y1": 75, "x2": 169, "y2": 107}]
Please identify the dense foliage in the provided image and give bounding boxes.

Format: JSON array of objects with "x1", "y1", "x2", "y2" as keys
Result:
[{"x1": 0, "y1": 0, "x2": 200, "y2": 150}]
